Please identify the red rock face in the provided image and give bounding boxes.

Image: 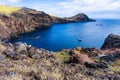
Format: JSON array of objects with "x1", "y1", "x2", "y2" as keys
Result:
[
  {"x1": 70, "y1": 50, "x2": 94, "y2": 65},
  {"x1": 0, "y1": 8, "x2": 54, "y2": 40}
]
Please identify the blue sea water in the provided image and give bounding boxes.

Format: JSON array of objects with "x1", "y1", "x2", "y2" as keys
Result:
[{"x1": 10, "y1": 19, "x2": 120, "y2": 51}]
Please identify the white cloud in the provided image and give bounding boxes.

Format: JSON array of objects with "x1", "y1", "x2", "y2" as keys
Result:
[
  {"x1": 44, "y1": 0, "x2": 120, "y2": 18},
  {"x1": 58, "y1": 0, "x2": 120, "y2": 12},
  {"x1": 0, "y1": 0, "x2": 21, "y2": 4},
  {"x1": 7, "y1": 0, "x2": 21, "y2": 3},
  {"x1": 0, "y1": 0, "x2": 119, "y2": 18}
]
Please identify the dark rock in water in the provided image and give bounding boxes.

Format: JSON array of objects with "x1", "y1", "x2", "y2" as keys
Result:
[{"x1": 101, "y1": 34, "x2": 120, "y2": 49}]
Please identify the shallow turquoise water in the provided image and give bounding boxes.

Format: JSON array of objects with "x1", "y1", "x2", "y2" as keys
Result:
[{"x1": 10, "y1": 19, "x2": 120, "y2": 51}]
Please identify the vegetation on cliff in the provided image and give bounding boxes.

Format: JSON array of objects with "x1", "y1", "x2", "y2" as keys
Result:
[
  {"x1": 0, "y1": 5, "x2": 20, "y2": 14},
  {"x1": 54, "y1": 52, "x2": 70, "y2": 63}
]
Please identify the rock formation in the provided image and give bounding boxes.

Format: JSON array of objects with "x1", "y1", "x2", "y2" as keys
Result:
[
  {"x1": 0, "y1": 6, "x2": 95, "y2": 40},
  {"x1": 101, "y1": 34, "x2": 120, "y2": 49},
  {"x1": 65, "y1": 13, "x2": 95, "y2": 22},
  {"x1": 0, "y1": 7, "x2": 53, "y2": 40}
]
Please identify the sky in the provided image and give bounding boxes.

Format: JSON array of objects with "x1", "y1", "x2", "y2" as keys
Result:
[{"x1": 0, "y1": 0, "x2": 120, "y2": 19}]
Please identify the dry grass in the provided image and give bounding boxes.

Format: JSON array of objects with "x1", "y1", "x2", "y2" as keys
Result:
[
  {"x1": 109, "y1": 60, "x2": 120, "y2": 72},
  {"x1": 54, "y1": 52, "x2": 70, "y2": 63},
  {"x1": 0, "y1": 5, "x2": 20, "y2": 14},
  {"x1": 49, "y1": 14, "x2": 59, "y2": 18}
]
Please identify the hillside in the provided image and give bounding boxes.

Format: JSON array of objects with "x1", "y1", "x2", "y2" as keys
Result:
[{"x1": 0, "y1": 5, "x2": 95, "y2": 40}]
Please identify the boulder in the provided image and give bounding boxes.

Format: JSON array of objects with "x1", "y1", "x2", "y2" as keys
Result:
[
  {"x1": 70, "y1": 50, "x2": 94, "y2": 65},
  {"x1": 14, "y1": 42, "x2": 27, "y2": 52}
]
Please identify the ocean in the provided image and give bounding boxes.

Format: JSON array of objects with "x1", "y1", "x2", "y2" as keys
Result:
[{"x1": 10, "y1": 19, "x2": 120, "y2": 51}]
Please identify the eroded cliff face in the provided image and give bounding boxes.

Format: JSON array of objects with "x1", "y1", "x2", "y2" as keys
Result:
[
  {"x1": 0, "y1": 8, "x2": 53, "y2": 40},
  {"x1": 0, "y1": 7, "x2": 95, "y2": 40}
]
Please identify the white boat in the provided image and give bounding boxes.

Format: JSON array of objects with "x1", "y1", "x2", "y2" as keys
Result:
[{"x1": 77, "y1": 38, "x2": 82, "y2": 41}]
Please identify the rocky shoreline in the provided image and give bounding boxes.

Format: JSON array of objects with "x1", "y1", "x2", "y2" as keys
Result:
[
  {"x1": 0, "y1": 34, "x2": 120, "y2": 80},
  {"x1": 0, "y1": 6, "x2": 120, "y2": 80},
  {"x1": 0, "y1": 7, "x2": 95, "y2": 41}
]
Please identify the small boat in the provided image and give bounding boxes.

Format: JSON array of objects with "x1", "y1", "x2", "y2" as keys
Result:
[{"x1": 77, "y1": 38, "x2": 82, "y2": 41}]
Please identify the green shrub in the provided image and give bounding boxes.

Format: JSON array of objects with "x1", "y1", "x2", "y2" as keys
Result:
[{"x1": 54, "y1": 52, "x2": 70, "y2": 63}]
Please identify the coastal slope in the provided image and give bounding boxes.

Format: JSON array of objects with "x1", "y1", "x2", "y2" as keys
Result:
[
  {"x1": 0, "y1": 34, "x2": 120, "y2": 80},
  {"x1": 0, "y1": 5, "x2": 95, "y2": 40}
]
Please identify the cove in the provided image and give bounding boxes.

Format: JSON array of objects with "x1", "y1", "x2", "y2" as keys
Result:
[{"x1": 10, "y1": 19, "x2": 120, "y2": 51}]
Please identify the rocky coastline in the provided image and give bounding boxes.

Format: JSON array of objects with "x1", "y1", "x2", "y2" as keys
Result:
[
  {"x1": 0, "y1": 7, "x2": 95, "y2": 41},
  {"x1": 0, "y1": 6, "x2": 120, "y2": 80},
  {"x1": 0, "y1": 34, "x2": 120, "y2": 80}
]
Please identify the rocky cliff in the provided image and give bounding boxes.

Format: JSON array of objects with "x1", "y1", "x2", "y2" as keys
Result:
[
  {"x1": 101, "y1": 34, "x2": 120, "y2": 49},
  {"x1": 0, "y1": 7, "x2": 53, "y2": 40},
  {"x1": 0, "y1": 6, "x2": 95, "y2": 40},
  {"x1": 65, "y1": 13, "x2": 95, "y2": 22}
]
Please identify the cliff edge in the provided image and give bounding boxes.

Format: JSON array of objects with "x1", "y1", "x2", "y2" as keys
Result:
[
  {"x1": 101, "y1": 34, "x2": 120, "y2": 49},
  {"x1": 0, "y1": 5, "x2": 95, "y2": 40}
]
